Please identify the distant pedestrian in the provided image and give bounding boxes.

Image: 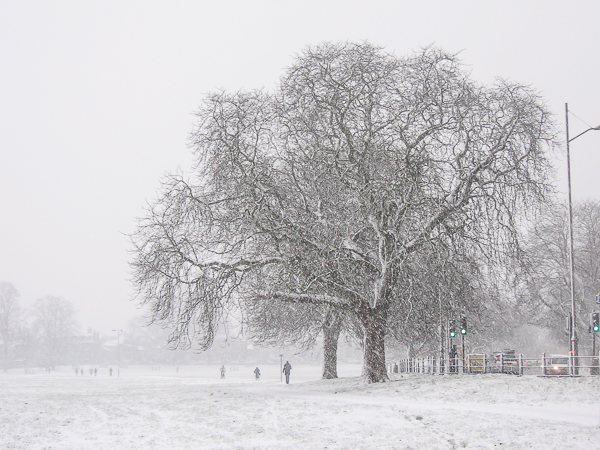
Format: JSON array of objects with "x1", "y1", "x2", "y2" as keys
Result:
[
  {"x1": 220, "y1": 365, "x2": 226, "y2": 379},
  {"x1": 283, "y1": 361, "x2": 292, "y2": 384},
  {"x1": 254, "y1": 367, "x2": 261, "y2": 381},
  {"x1": 109, "y1": 367, "x2": 113, "y2": 377},
  {"x1": 94, "y1": 368, "x2": 97, "y2": 376},
  {"x1": 89, "y1": 368, "x2": 93, "y2": 376}
]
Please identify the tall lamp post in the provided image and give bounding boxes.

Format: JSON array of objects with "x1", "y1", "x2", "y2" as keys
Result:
[
  {"x1": 565, "y1": 103, "x2": 600, "y2": 373},
  {"x1": 112, "y1": 329, "x2": 123, "y2": 377}
]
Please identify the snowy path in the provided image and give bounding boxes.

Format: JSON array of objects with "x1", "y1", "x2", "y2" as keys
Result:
[
  {"x1": 2, "y1": 366, "x2": 600, "y2": 449},
  {"x1": 250, "y1": 382, "x2": 600, "y2": 428}
]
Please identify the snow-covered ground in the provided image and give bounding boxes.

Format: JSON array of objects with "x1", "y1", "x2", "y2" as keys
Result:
[{"x1": 1, "y1": 364, "x2": 599, "y2": 449}]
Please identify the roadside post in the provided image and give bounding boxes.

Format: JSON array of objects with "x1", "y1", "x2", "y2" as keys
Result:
[
  {"x1": 279, "y1": 354, "x2": 283, "y2": 382},
  {"x1": 448, "y1": 319, "x2": 456, "y2": 375},
  {"x1": 592, "y1": 311, "x2": 599, "y2": 375}
]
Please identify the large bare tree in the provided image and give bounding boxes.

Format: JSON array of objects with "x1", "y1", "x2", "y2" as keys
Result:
[{"x1": 131, "y1": 43, "x2": 556, "y2": 382}]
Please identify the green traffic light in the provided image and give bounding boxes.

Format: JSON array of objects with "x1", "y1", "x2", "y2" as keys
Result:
[
  {"x1": 450, "y1": 331, "x2": 456, "y2": 337},
  {"x1": 460, "y1": 328, "x2": 467, "y2": 335},
  {"x1": 594, "y1": 325, "x2": 599, "y2": 332}
]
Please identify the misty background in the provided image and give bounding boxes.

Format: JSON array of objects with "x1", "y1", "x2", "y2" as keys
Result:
[{"x1": 1, "y1": 1, "x2": 599, "y2": 363}]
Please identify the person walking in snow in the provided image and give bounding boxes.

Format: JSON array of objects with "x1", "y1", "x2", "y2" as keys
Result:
[
  {"x1": 254, "y1": 367, "x2": 261, "y2": 380},
  {"x1": 283, "y1": 361, "x2": 292, "y2": 384},
  {"x1": 220, "y1": 365, "x2": 226, "y2": 379}
]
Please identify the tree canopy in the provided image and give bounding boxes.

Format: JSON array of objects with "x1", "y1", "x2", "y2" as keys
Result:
[{"x1": 131, "y1": 42, "x2": 556, "y2": 382}]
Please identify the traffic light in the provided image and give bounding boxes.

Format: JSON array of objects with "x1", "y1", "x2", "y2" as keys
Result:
[
  {"x1": 449, "y1": 320, "x2": 456, "y2": 337},
  {"x1": 460, "y1": 316, "x2": 467, "y2": 335},
  {"x1": 592, "y1": 312, "x2": 600, "y2": 332}
]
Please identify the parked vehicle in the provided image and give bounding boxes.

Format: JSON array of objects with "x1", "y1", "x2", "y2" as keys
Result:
[{"x1": 544, "y1": 355, "x2": 570, "y2": 376}]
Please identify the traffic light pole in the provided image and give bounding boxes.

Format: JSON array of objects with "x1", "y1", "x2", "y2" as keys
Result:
[
  {"x1": 459, "y1": 315, "x2": 467, "y2": 373},
  {"x1": 593, "y1": 330, "x2": 599, "y2": 376},
  {"x1": 461, "y1": 333, "x2": 466, "y2": 374},
  {"x1": 448, "y1": 319, "x2": 457, "y2": 374},
  {"x1": 439, "y1": 297, "x2": 444, "y2": 375}
]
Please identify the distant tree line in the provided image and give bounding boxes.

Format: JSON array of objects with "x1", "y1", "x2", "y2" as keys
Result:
[{"x1": 0, "y1": 283, "x2": 78, "y2": 371}]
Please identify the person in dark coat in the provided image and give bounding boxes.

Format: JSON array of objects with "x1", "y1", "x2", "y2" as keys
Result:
[
  {"x1": 283, "y1": 361, "x2": 292, "y2": 384},
  {"x1": 254, "y1": 367, "x2": 261, "y2": 380}
]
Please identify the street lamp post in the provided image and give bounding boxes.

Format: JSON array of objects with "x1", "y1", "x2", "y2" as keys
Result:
[
  {"x1": 279, "y1": 354, "x2": 283, "y2": 382},
  {"x1": 564, "y1": 103, "x2": 600, "y2": 374},
  {"x1": 112, "y1": 329, "x2": 123, "y2": 377}
]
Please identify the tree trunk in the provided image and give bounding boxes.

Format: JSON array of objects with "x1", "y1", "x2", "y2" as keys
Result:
[
  {"x1": 322, "y1": 311, "x2": 342, "y2": 379},
  {"x1": 362, "y1": 307, "x2": 389, "y2": 383}
]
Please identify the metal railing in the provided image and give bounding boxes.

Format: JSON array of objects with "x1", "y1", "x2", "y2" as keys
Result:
[{"x1": 388, "y1": 354, "x2": 600, "y2": 376}]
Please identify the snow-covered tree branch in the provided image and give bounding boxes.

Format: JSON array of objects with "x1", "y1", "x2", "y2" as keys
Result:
[{"x1": 130, "y1": 42, "x2": 556, "y2": 382}]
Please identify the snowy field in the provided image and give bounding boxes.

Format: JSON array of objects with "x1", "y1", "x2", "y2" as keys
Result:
[{"x1": 1, "y1": 364, "x2": 600, "y2": 449}]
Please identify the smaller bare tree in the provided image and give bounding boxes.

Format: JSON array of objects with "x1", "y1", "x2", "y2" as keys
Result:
[
  {"x1": 32, "y1": 296, "x2": 78, "y2": 369},
  {"x1": 524, "y1": 200, "x2": 600, "y2": 349},
  {"x1": 0, "y1": 282, "x2": 21, "y2": 371}
]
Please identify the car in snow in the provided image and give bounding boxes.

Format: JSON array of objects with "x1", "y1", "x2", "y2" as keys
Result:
[{"x1": 544, "y1": 355, "x2": 570, "y2": 376}]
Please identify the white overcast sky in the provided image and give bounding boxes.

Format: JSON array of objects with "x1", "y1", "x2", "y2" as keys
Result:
[{"x1": 1, "y1": 1, "x2": 599, "y2": 335}]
